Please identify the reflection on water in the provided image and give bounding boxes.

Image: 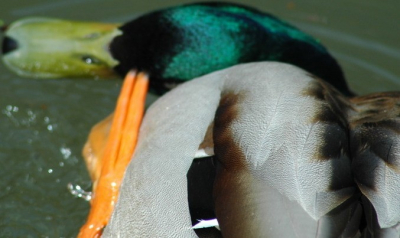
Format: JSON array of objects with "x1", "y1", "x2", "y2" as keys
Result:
[{"x1": 0, "y1": 0, "x2": 399, "y2": 237}]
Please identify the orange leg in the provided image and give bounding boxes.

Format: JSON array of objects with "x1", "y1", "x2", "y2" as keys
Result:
[
  {"x1": 78, "y1": 71, "x2": 149, "y2": 238},
  {"x1": 82, "y1": 113, "x2": 113, "y2": 188}
]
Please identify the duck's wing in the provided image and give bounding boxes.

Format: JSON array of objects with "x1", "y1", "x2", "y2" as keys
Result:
[
  {"x1": 102, "y1": 69, "x2": 224, "y2": 237},
  {"x1": 103, "y1": 62, "x2": 360, "y2": 237},
  {"x1": 350, "y1": 93, "x2": 400, "y2": 236},
  {"x1": 212, "y1": 63, "x2": 359, "y2": 237}
]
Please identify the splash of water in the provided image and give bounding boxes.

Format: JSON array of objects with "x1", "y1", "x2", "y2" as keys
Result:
[{"x1": 67, "y1": 183, "x2": 92, "y2": 201}]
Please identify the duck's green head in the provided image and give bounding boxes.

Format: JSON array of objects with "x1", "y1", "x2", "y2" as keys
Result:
[{"x1": 1, "y1": 17, "x2": 121, "y2": 78}]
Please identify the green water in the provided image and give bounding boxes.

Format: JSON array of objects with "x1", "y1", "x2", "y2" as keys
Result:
[{"x1": 0, "y1": 0, "x2": 399, "y2": 237}]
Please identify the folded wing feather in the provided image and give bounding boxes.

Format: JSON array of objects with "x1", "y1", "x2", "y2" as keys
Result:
[{"x1": 103, "y1": 62, "x2": 400, "y2": 237}]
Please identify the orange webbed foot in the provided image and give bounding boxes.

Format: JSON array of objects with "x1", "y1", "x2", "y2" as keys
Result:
[{"x1": 78, "y1": 71, "x2": 149, "y2": 238}]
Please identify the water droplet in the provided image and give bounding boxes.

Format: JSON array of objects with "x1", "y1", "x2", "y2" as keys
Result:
[
  {"x1": 48, "y1": 169, "x2": 53, "y2": 174},
  {"x1": 47, "y1": 125, "x2": 53, "y2": 131},
  {"x1": 60, "y1": 146, "x2": 71, "y2": 159},
  {"x1": 3, "y1": 105, "x2": 20, "y2": 126},
  {"x1": 27, "y1": 110, "x2": 36, "y2": 120},
  {"x1": 59, "y1": 161, "x2": 64, "y2": 167},
  {"x1": 67, "y1": 183, "x2": 92, "y2": 201}
]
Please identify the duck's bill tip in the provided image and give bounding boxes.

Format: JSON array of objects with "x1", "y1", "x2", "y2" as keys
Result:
[{"x1": 126, "y1": 70, "x2": 150, "y2": 84}]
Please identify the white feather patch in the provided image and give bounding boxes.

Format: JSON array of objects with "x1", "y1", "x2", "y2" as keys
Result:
[
  {"x1": 192, "y1": 219, "x2": 220, "y2": 230},
  {"x1": 194, "y1": 147, "x2": 214, "y2": 159}
]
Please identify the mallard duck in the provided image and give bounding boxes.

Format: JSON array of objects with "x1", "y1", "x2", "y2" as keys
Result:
[
  {"x1": 1, "y1": 2, "x2": 353, "y2": 96},
  {"x1": 2, "y1": 2, "x2": 363, "y2": 237},
  {"x1": 99, "y1": 62, "x2": 400, "y2": 237}
]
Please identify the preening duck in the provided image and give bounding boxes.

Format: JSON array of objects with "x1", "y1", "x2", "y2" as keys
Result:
[
  {"x1": 1, "y1": 3, "x2": 356, "y2": 236},
  {"x1": 1, "y1": 2, "x2": 352, "y2": 96},
  {"x1": 100, "y1": 62, "x2": 400, "y2": 237},
  {"x1": 2, "y1": 2, "x2": 371, "y2": 237}
]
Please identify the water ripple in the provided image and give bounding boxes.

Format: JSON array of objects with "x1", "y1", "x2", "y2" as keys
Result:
[{"x1": 296, "y1": 22, "x2": 400, "y2": 60}]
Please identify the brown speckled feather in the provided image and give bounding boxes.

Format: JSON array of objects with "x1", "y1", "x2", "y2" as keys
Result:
[
  {"x1": 350, "y1": 93, "x2": 400, "y2": 230},
  {"x1": 212, "y1": 64, "x2": 357, "y2": 237}
]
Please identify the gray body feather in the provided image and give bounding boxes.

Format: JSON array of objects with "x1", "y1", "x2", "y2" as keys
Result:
[{"x1": 103, "y1": 62, "x2": 400, "y2": 237}]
